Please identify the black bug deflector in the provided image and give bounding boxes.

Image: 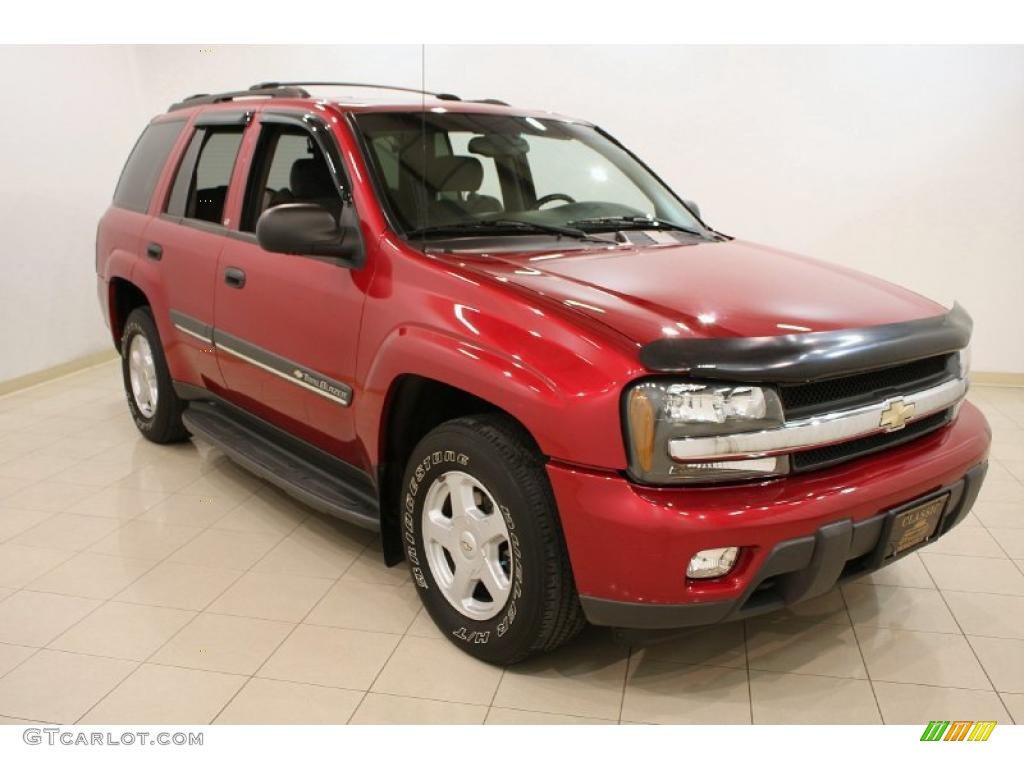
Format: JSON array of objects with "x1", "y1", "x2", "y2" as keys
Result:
[{"x1": 638, "y1": 304, "x2": 972, "y2": 383}]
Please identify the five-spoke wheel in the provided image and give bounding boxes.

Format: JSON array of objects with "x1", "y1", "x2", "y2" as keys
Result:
[
  {"x1": 422, "y1": 471, "x2": 512, "y2": 621},
  {"x1": 120, "y1": 307, "x2": 189, "y2": 444},
  {"x1": 402, "y1": 414, "x2": 585, "y2": 664},
  {"x1": 127, "y1": 334, "x2": 159, "y2": 418}
]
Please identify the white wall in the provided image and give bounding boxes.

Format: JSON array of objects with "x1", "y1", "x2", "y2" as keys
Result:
[
  {"x1": 1, "y1": 45, "x2": 1021, "y2": 383},
  {"x1": 129, "y1": 45, "x2": 423, "y2": 123},
  {"x1": 0, "y1": 46, "x2": 148, "y2": 381}
]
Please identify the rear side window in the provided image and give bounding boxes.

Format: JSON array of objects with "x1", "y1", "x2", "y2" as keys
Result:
[
  {"x1": 165, "y1": 127, "x2": 245, "y2": 224},
  {"x1": 113, "y1": 120, "x2": 185, "y2": 213}
]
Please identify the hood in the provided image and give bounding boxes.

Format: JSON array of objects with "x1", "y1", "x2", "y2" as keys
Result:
[{"x1": 446, "y1": 238, "x2": 946, "y2": 345}]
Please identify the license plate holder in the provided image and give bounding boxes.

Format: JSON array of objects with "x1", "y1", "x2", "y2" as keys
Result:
[{"x1": 882, "y1": 493, "x2": 949, "y2": 560}]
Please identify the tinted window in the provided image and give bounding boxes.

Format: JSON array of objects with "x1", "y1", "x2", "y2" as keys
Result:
[
  {"x1": 354, "y1": 112, "x2": 701, "y2": 238},
  {"x1": 371, "y1": 135, "x2": 400, "y2": 189},
  {"x1": 241, "y1": 126, "x2": 341, "y2": 232},
  {"x1": 265, "y1": 133, "x2": 312, "y2": 189},
  {"x1": 526, "y1": 134, "x2": 653, "y2": 215},
  {"x1": 165, "y1": 127, "x2": 244, "y2": 224},
  {"x1": 449, "y1": 132, "x2": 501, "y2": 200},
  {"x1": 113, "y1": 120, "x2": 185, "y2": 213}
]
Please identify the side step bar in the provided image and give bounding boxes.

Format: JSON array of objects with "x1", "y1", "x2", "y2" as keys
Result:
[{"x1": 182, "y1": 400, "x2": 380, "y2": 531}]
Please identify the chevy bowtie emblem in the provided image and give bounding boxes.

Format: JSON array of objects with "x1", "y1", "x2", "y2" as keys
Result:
[
  {"x1": 880, "y1": 398, "x2": 915, "y2": 431},
  {"x1": 293, "y1": 369, "x2": 304, "y2": 379}
]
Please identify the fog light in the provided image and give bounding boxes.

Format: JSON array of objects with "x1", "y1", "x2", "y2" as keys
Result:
[{"x1": 687, "y1": 547, "x2": 740, "y2": 579}]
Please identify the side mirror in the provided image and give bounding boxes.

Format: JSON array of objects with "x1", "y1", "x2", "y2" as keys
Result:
[
  {"x1": 256, "y1": 203, "x2": 358, "y2": 262},
  {"x1": 683, "y1": 199, "x2": 701, "y2": 219}
]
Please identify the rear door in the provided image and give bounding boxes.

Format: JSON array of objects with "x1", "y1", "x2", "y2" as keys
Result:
[
  {"x1": 142, "y1": 112, "x2": 247, "y2": 391},
  {"x1": 212, "y1": 111, "x2": 367, "y2": 464},
  {"x1": 100, "y1": 118, "x2": 187, "y2": 337}
]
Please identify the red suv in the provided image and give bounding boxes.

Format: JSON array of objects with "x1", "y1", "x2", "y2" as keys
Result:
[{"x1": 96, "y1": 82, "x2": 990, "y2": 664}]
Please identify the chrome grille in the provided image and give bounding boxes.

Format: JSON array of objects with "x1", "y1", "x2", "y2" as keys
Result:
[{"x1": 779, "y1": 354, "x2": 956, "y2": 419}]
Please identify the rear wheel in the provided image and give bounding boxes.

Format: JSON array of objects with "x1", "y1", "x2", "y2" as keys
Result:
[
  {"x1": 401, "y1": 414, "x2": 585, "y2": 664},
  {"x1": 120, "y1": 307, "x2": 189, "y2": 443}
]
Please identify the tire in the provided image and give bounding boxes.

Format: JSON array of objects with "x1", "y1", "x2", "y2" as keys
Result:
[
  {"x1": 120, "y1": 307, "x2": 190, "y2": 444},
  {"x1": 401, "y1": 414, "x2": 585, "y2": 664}
]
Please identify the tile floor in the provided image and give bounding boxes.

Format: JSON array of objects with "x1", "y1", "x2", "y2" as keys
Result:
[{"x1": 0, "y1": 360, "x2": 1022, "y2": 725}]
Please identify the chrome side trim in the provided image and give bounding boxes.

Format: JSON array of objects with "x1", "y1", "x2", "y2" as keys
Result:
[
  {"x1": 215, "y1": 343, "x2": 348, "y2": 405},
  {"x1": 168, "y1": 310, "x2": 353, "y2": 407},
  {"x1": 175, "y1": 324, "x2": 214, "y2": 344},
  {"x1": 212, "y1": 329, "x2": 353, "y2": 407},
  {"x1": 169, "y1": 310, "x2": 213, "y2": 345},
  {"x1": 669, "y1": 377, "x2": 967, "y2": 462}
]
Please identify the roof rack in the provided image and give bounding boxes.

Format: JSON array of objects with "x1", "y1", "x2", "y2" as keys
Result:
[
  {"x1": 168, "y1": 82, "x2": 510, "y2": 113},
  {"x1": 168, "y1": 85, "x2": 310, "y2": 112},
  {"x1": 251, "y1": 81, "x2": 510, "y2": 107},
  {"x1": 251, "y1": 80, "x2": 458, "y2": 100}
]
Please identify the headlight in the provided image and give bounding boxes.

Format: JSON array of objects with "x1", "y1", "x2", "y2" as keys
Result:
[{"x1": 625, "y1": 380, "x2": 786, "y2": 484}]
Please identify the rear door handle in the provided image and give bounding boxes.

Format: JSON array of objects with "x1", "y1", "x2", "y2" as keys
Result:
[
  {"x1": 224, "y1": 267, "x2": 246, "y2": 289},
  {"x1": 146, "y1": 242, "x2": 163, "y2": 261}
]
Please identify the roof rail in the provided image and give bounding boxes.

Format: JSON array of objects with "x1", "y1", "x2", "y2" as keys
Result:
[
  {"x1": 168, "y1": 82, "x2": 511, "y2": 113},
  {"x1": 167, "y1": 85, "x2": 311, "y2": 112},
  {"x1": 250, "y1": 81, "x2": 510, "y2": 107},
  {"x1": 251, "y1": 81, "x2": 462, "y2": 101}
]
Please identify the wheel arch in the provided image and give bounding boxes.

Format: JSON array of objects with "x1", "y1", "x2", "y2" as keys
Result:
[
  {"x1": 375, "y1": 373, "x2": 543, "y2": 565},
  {"x1": 108, "y1": 277, "x2": 151, "y2": 350}
]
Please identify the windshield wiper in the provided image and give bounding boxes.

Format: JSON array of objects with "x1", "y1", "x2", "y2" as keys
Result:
[
  {"x1": 406, "y1": 219, "x2": 614, "y2": 243},
  {"x1": 566, "y1": 216, "x2": 708, "y2": 238}
]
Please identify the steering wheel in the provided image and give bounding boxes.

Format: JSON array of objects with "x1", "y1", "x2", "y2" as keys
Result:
[{"x1": 531, "y1": 193, "x2": 576, "y2": 209}]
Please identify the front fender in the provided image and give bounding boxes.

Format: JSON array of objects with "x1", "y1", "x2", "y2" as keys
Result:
[{"x1": 358, "y1": 322, "x2": 633, "y2": 471}]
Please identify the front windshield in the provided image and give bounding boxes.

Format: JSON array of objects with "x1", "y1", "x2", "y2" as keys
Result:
[{"x1": 352, "y1": 112, "x2": 705, "y2": 240}]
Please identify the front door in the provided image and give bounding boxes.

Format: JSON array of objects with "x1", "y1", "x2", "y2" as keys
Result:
[{"x1": 213, "y1": 114, "x2": 367, "y2": 465}]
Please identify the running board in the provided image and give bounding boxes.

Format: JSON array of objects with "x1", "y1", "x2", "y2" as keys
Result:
[{"x1": 182, "y1": 400, "x2": 380, "y2": 531}]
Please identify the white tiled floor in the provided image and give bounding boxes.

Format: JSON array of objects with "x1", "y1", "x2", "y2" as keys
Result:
[{"x1": 0, "y1": 360, "x2": 1022, "y2": 724}]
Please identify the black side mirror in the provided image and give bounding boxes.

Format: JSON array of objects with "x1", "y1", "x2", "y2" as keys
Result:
[
  {"x1": 683, "y1": 199, "x2": 701, "y2": 219},
  {"x1": 256, "y1": 203, "x2": 359, "y2": 264}
]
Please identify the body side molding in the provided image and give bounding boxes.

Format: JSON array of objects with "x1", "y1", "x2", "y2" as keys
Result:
[
  {"x1": 169, "y1": 309, "x2": 353, "y2": 406},
  {"x1": 169, "y1": 310, "x2": 214, "y2": 344},
  {"x1": 213, "y1": 328, "x2": 353, "y2": 407}
]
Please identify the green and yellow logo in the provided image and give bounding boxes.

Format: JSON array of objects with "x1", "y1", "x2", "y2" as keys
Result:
[{"x1": 920, "y1": 721, "x2": 996, "y2": 741}]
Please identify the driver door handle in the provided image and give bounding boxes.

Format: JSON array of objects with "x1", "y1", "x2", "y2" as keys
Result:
[{"x1": 224, "y1": 267, "x2": 246, "y2": 289}]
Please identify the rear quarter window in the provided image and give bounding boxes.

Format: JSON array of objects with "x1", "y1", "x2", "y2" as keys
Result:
[{"x1": 112, "y1": 120, "x2": 186, "y2": 213}]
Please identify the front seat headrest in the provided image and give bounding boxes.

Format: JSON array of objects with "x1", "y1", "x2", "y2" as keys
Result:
[
  {"x1": 290, "y1": 158, "x2": 336, "y2": 199},
  {"x1": 424, "y1": 156, "x2": 484, "y2": 193}
]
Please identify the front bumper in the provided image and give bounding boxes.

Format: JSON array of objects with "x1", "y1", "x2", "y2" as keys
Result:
[{"x1": 548, "y1": 401, "x2": 991, "y2": 633}]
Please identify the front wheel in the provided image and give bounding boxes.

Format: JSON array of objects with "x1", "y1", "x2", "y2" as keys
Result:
[{"x1": 401, "y1": 414, "x2": 585, "y2": 664}]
